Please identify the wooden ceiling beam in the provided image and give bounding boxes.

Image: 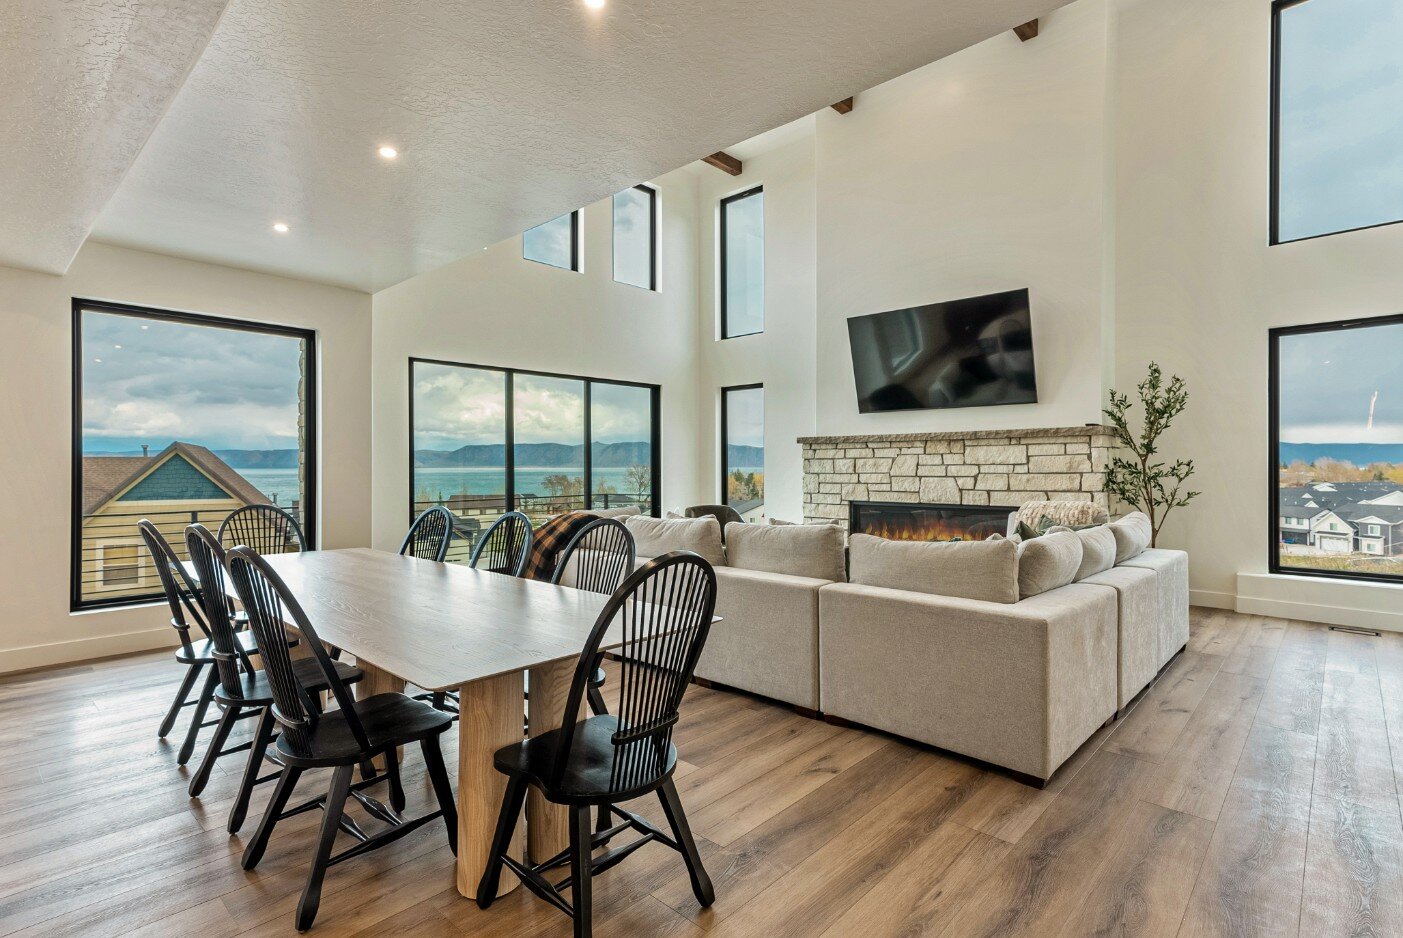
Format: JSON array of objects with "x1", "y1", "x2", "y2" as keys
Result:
[
  {"x1": 1013, "y1": 19, "x2": 1039, "y2": 41},
  {"x1": 831, "y1": 97, "x2": 854, "y2": 114},
  {"x1": 703, "y1": 151, "x2": 743, "y2": 176}
]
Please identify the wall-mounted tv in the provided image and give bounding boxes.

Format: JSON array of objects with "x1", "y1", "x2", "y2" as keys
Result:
[{"x1": 847, "y1": 288, "x2": 1037, "y2": 413}]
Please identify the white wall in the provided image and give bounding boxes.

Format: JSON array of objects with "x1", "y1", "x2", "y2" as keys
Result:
[
  {"x1": 694, "y1": 130, "x2": 818, "y2": 524},
  {"x1": 1111, "y1": 0, "x2": 1403, "y2": 623},
  {"x1": 370, "y1": 169, "x2": 704, "y2": 549},
  {"x1": 0, "y1": 242, "x2": 372, "y2": 672}
]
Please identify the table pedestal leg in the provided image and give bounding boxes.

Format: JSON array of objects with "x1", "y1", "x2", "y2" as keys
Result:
[
  {"x1": 356, "y1": 662, "x2": 405, "y2": 769},
  {"x1": 527, "y1": 656, "x2": 577, "y2": 864},
  {"x1": 456, "y1": 671, "x2": 524, "y2": 899}
]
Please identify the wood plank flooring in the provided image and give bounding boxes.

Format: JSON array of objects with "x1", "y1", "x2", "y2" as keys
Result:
[{"x1": 2, "y1": 607, "x2": 1401, "y2": 936}]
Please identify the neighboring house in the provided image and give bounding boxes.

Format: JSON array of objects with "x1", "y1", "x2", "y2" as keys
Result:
[
  {"x1": 731, "y1": 497, "x2": 766, "y2": 523},
  {"x1": 1335, "y1": 503, "x2": 1403, "y2": 557},
  {"x1": 1278, "y1": 481, "x2": 1403, "y2": 556},
  {"x1": 80, "y1": 442, "x2": 270, "y2": 601}
]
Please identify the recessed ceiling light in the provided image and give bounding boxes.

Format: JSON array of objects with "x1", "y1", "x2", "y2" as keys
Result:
[
  {"x1": 273, "y1": 222, "x2": 290, "y2": 233},
  {"x1": 94, "y1": 358, "x2": 103, "y2": 363},
  {"x1": 378, "y1": 145, "x2": 399, "y2": 159},
  {"x1": 114, "y1": 344, "x2": 122, "y2": 349},
  {"x1": 583, "y1": 0, "x2": 605, "y2": 8}
]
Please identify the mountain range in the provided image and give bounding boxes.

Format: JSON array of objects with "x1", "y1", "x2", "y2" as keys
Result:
[
  {"x1": 415, "y1": 442, "x2": 764, "y2": 469},
  {"x1": 1279, "y1": 442, "x2": 1403, "y2": 467}
]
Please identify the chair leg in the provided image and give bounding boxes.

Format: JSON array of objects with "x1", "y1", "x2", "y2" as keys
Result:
[
  {"x1": 228, "y1": 707, "x2": 277, "y2": 834},
  {"x1": 243, "y1": 765, "x2": 303, "y2": 870},
  {"x1": 569, "y1": 805, "x2": 593, "y2": 938},
  {"x1": 159, "y1": 662, "x2": 202, "y2": 738},
  {"x1": 296, "y1": 764, "x2": 353, "y2": 932},
  {"x1": 177, "y1": 668, "x2": 219, "y2": 765},
  {"x1": 657, "y1": 778, "x2": 714, "y2": 907},
  {"x1": 476, "y1": 776, "x2": 528, "y2": 909},
  {"x1": 421, "y1": 735, "x2": 458, "y2": 855},
  {"x1": 586, "y1": 685, "x2": 608, "y2": 717},
  {"x1": 188, "y1": 701, "x2": 239, "y2": 797},
  {"x1": 383, "y1": 744, "x2": 406, "y2": 813}
]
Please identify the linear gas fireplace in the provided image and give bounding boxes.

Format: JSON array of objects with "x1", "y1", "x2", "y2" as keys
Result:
[{"x1": 849, "y1": 500, "x2": 1014, "y2": 542}]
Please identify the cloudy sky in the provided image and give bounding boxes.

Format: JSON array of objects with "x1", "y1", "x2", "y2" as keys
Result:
[
  {"x1": 523, "y1": 212, "x2": 574, "y2": 269},
  {"x1": 1279, "y1": 320, "x2": 1403, "y2": 443},
  {"x1": 613, "y1": 187, "x2": 652, "y2": 289},
  {"x1": 1277, "y1": 0, "x2": 1403, "y2": 241},
  {"x1": 81, "y1": 309, "x2": 304, "y2": 452},
  {"x1": 412, "y1": 362, "x2": 652, "y2": 450},
  {"x1": 725, "y1": 386, "x2": 764, "y2": 449}
]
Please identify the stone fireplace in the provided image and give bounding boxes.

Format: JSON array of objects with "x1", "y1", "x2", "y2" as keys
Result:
[
  {"x1": 800, "y1": 425, "x2": 1116, "y2": 529},
  {"x1": 848, "y1": 500, "x2": 1012, "y2": 542}
]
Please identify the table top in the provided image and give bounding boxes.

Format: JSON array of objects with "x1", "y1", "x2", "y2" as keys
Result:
[{"x1": 212, "y1": 548, "x2": 638, "y2": 691}]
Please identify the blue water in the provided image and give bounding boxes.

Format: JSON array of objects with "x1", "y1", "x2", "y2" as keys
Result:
[{"x1": 238, "y1": 466, "x2": 658, "y2": 505}]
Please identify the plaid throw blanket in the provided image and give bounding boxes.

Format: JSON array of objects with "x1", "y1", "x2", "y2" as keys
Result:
[{"x1": 520, "y1": 511, "x2": 598, "y2": 581}]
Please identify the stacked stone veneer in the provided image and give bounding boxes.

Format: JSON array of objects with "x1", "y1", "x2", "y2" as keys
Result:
[{"x1": 799, "y1": 426, "x2": 1117, "y2": 526}]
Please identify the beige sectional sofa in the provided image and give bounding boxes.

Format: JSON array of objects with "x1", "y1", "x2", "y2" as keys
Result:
[{"x1": 620, "y1": 508, "x2": 1188, "y2": 787}]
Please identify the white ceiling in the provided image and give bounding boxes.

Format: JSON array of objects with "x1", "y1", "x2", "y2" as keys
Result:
[{"x1": 7, "y1": 0, "x2": 1067, "y2": 293}]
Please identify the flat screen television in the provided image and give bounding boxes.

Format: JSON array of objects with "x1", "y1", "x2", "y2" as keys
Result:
[{"x1": 847, "y1": 288, "x2": 1037, "y2": 412}]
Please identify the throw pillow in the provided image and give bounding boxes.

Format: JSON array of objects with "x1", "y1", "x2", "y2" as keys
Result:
[
  {"x1": 847, "y1": 534, "x2": 1019, "y2": 604},
  {"x1": 724, "y1": 522, "x2": 846, "y2": 581},
  {"x1": 1109, "y1": 511, "x2": 1152, "y2": 563},
  {"x1": 1047, "y1": 524, "x2": 1117, "y2": 580},
  {"x1": 1015, "y1": 530, "x2": 1083, "y2": 598},
  {"x1": 622, "y1": 515, "x2": 726, "y2": 566}
]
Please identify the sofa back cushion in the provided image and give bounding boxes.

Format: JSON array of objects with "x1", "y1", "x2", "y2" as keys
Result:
[
  {"x1": 724, "y1": 522, "x2": 846, "y2": 582},
  {"x1": 622, "y1": 515, "x2": 726, "y2": 566},
  {"x1": 1048, "y1": 524, "x2": 1117, "y2": 581},
  {"x1": 1016, "y1": 530, "x2": 1083, "y2": 598},
  {"x1": 1109, "y1": 511, "x2": 1153, "y2": 563},
  {"x1": 848, "y1": 534, "x2": 1018, "y2": 604},
  {"x1": 588, "y1": 505, "x2": 642, "y2": 520}
]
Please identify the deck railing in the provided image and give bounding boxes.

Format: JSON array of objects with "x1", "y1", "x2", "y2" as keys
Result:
[{"x1": 411, "y1": 492, "x2": 651, "y2": 564}]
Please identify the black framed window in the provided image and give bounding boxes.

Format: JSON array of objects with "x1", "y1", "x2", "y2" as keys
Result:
[
  {"x1": 613, "y1": 184, "x2": 657, "y2": 290},
  {"x1": 72, "y1": 300, "x2": 316, "y2": 610},
  {"x1": 1271, "y1": 0, "x2": 1403, "y2": 244},
  {"x1": 1270, "y1": 313, "x2": 1403, "y2": 582},
  {"x1": 721, "y1": 384, "x2": 764, "y2": 519},
  {"x1": 523, "y1": 210, "x2": 580, "y2": 270},
  {"x1": 410, "y1": 359, "x2": 660, "y2": 560},
  {"x1": 720, "y1": 186, "x2": 764, "y2": 338}
]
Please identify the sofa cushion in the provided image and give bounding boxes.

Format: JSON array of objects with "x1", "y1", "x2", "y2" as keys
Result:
[
  {"x1": 622, "y1": 515, "x2": 725, "y2": 566},
  {"x1": 1015, "y1": 530, "x2": 1082, "y2": 598},
  {"x1": 724, "y1": 522, "x2": 846, "y2": 582},
  {"x1": 848, "y1": 534, "x2": 1018, "y2": 604},
  {"x1": 1110, "y1": 511, "x2": 1153, "y2": 563},
  {"x1": 587, "y1": 505, "x2": 642, "y2": 519},
  {"x1": 1048, "y1": 524, "x2": 1117, "y2": 581}
]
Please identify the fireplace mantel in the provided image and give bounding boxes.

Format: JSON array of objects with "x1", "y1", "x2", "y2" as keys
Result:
[{"x1": 802, "y1": 425, "x2": 1115, "y2": 526}]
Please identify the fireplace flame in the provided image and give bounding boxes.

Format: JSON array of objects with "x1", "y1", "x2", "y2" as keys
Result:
[{"x1": 852, "y1": 503, "x2": 1009, "y2": 542}]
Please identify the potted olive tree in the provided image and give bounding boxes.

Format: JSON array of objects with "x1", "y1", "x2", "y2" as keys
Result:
[{"x1": 1104, "y1": 362, "x2": 1199, "y2": 547}]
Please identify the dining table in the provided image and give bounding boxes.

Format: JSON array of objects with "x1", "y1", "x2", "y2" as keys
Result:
[{"x1": 205, "y1": 545, "x2": 644, "y2": 900}]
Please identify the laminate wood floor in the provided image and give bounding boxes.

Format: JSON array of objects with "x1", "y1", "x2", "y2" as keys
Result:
[{"x1": 2, "y1": 608, "x2": 1399, "y2": 936}]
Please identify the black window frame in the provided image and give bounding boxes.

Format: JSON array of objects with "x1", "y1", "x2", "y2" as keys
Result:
[
  {"x1": 522, "y1": 209, "x2": 581, "y2": 271},
  {"x1": 719, "y1": 185, "x2": 764, "y2": 339},
  {"x1": 1270, "y1": 0, "x2": 1403, "y2": 245},
  {"x1": 408, "y1": 357, "x2": 662, "y2": 526},
  {"x1": 71, "y1": 298, "x2": 318, "y2": 612},
  {"x1": 720, "y1": 383, "x2": 764, "y2": 507},
  {"x1": 1268, "y1": 311, "x2": 1403, "y2": 584},
  {"x1": 612, "y1": 184, "x2": 658, "y2": 291}
]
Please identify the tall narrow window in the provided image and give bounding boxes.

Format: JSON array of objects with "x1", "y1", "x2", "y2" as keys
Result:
[
  {"x1": 523, "y1": 210, "x2": 580, "y2": 270},
  {"x1": 721, "y1": 385, "x2": 765, "y2": 520},
  {"x1": 720, "y1": 187, "x2": 764, "y2": 338},
  {"x1": 73, "y1": 301, "x2": 315, "y2": 610},
  {"x1": 1272, "y1": 0, "x2": 1403, "y2": 243},
  {"x1": 1270, "y1": 313, "x2": 1403, "y2": 582},
  {"x1": 411, "y1": 359, "x2": 660, "y2": 557},
  {"x1": 613, "y1": 185, "x2": 657, "y2": 290}
]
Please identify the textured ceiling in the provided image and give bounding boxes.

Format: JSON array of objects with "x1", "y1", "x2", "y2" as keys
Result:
[
  {"x1": 11, "y1": 0, "x2": 1069, "y2": 292},
  {"x1": 0, "y1": 0, "x2": 230, "y2": 273}
]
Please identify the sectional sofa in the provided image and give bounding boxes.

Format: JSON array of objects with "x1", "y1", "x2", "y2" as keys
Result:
[{"x1": 618, "y1": 509, "x2": 1189, "y2": 787}]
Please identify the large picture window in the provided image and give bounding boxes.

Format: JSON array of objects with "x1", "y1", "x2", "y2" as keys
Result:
[
  {"x1": 1271, "y1": 313, "x2": 1403, "y2": 581},
  {"x1": 1271, "y1": 0, "x2": 1403, "y2": 243},
  {"x1": 72, "y1": 300, "x2": 315, "y2": 610},
  {"x1": 721, "y1": 385, "x2": 764, "y2": 520},
  {"x1": 410, "y1": 359, "x2": 660, "y2": 561},
  {"x1": 720, "y1": 186, "x2": 764, "y2": 338},
  {"x1": 613, "y1": 185, "x2": 657, "y2": 290}
]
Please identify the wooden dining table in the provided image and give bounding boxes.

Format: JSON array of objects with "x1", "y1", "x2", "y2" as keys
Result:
[{"x1": 208, "y1": 546, "x2": 637, "y2": 900}]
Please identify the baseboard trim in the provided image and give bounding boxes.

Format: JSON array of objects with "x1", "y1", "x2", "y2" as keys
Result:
[
  {"x1": 1235, "y1": 594, "x2": 1403, "y2": 634},
  {"x1": 1189, "y1": 589, "x2": 1235, "y2": 610},
  {"x1": 0, "y1": 627, "x2": 179, "y2": 675}
]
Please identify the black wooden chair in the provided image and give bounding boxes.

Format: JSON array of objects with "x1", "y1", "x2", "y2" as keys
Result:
[
  {"x1": 219, "y1": 503, "x2": 307, "y2": 554},
  {"x1": 476, "y1": 551, "x2": 719, "y2": 937},
  {"x1": 225, "y1": 545, "x2": 459, "y2": 932},
  {"x1": 467, "y1": 510, "x2": 533, "y2": 575},
  {"x1": 684, "y1": 504, "x2": 743, "y2": 539},
  {"x1": 139, "y1": 519, "x2": 262, "y2": 765},
  {"x1": 400, "y1": 506, "x2": 455, "y2": 562},
  {"x1": 184, "y1": 524, "x2": 365, "y2": 833},
  {"x1": 550, "y1": 518, "x2": 636, "y2": 717}
]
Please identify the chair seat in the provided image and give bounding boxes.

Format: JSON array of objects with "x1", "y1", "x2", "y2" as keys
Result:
[
  {"x1": 275, "y1": 693, "x2": 455, "y2": 768},
  {"x1": 177, "y1": 630, "x2": 264, "y2": 664},
  {"x1": 215, "y1": 657, "x2": 363, "y2": 707},
  {"x1": 494, "y1": 715, "x2": 677, "y2": 805}
]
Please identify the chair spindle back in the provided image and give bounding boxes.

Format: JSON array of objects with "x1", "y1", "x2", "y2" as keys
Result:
[
  {"x1": 137, "y1": 519, "x2": 209, "y2": 656},
  {"x1": 550, "y1": 517, "x2": 635, "y2": 595},
  {"x1": 468, "y1": 511, "x2": 533, "y2": 576},
  {"x1": 400, "y1": 506, "x2": 455, "y2": 562},
  {"x1": 185, "y1": 524, "x2": 255, "y2": 696},
  {"x1": 218, "y1": 504, "x2": 307, "y2": 555}
]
